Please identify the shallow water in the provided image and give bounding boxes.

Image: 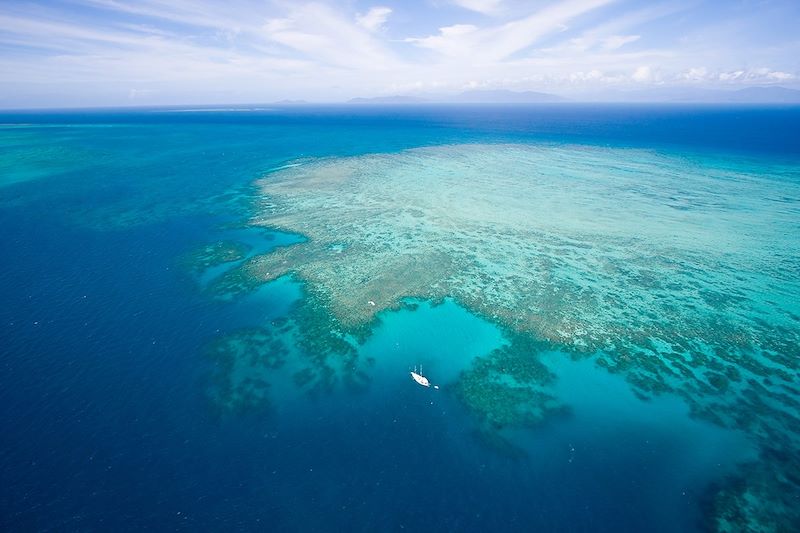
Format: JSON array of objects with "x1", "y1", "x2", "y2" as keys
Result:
[{"x1": 0, "y1": 105, "x2": 798, "y2": 531}]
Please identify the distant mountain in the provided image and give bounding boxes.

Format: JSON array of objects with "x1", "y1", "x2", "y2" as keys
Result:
[
  {"x1": 452, "y1": 89, "x2": 564, "y2": 103},
  {"x1": 272, "y1": 99, "x2": 309, "y2": 105},
  {"x1": 345, "y1": 86, "x2": 800, "y2": 105},
  {"x1": 347, "y1": 95, "x2": 430, "y2": 104},
  {"x1": 721, "y1": 86, "x2": 800, "y2": 103},
  {"x1": 584, "y1": 86, "x2": 800, "y2": 103},
  {"x1": 347, "y1": 90, "x2": 564, "y2": 104}
]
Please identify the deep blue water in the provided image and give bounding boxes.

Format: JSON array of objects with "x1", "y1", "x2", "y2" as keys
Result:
[{"x1": 1, "y1": 105, "x2": 798, "y2": 531}]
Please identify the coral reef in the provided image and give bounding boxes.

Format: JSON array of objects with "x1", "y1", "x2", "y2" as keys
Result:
[
  {"x1": 205, "y1": 143, "x2": 799, "y2": 520},
  {"x1": 702, "y1": 449, "x2": 800, "y2": 532},
  {"x1": 204, "y1": 326, "x2": 288, "y2": 415},
  {"x1": 204, "y1": 290, "x2": 373, "y2": 415},
  {"x1": 239, "y1": 144, "x2": 798, "y2": 448},
  {"x1": 183, "y1": 240, "x2": 251, "y2": 275},
  {"x1": 204, "y1": 255, "x2": 273, "y2": 300},
  {"x1": 287, "y1": 293, "x2": 373, "y2": 396},
  {"x1": 454, "y1": 336, "x2": 569, "y2": 432}
]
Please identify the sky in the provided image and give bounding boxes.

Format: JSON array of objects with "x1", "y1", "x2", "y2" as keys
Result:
[{"x1": 0, "y1": 0, "x2": 799, "y2": 107}]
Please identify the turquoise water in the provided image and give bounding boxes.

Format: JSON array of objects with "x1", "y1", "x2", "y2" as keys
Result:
[{"x1": 0, "y1": 105, "x2": 798, "y2": 531}]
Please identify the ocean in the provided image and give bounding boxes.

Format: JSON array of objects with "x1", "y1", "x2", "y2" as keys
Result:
[{"x1": 1, "y1": 104, "x2": 798, "y2": 531}]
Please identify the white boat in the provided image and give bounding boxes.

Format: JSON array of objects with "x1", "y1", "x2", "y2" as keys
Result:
[
  {"x1": 410, "y1": 369, "x2": 430, "y2": 387},
  {"x1": 410, "y1": 366, "x2": 438, "y2": 389}
]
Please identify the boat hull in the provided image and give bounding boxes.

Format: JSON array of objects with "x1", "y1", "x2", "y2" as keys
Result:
[{"x1": 410, "y1": 371, "x2": 430, "y2": 387}]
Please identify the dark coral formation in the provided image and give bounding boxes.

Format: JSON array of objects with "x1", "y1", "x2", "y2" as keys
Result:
[
  {"x1": 454, "y1": 336, "x2": 570, "y2": 432},
  {"x1": 183, "y1": 240, "x2": 251, "y2": 275},
  {"x1": 702, "y1": 449, "x2": 800, "y2": 532},
  {"x1": 204, "y1": 288, "x2": 374, "y2": 416},
  {"x1": 204, "y1": 326, "x2": 288, "y2": 415},
  {"x1": 288, "y1": 293, "x2": 373, "y2": 397},
  {"x1": 204, "y1": 255, "x2": 272, "y2": 300},
  {"x1": 470, "y1": 427, "x2": 529, "y2": 460},
  {"x1": 74, "y1": 183, "x2": 256, "y2": 230}
]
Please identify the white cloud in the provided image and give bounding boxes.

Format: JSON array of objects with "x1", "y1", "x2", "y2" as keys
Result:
[
  {"x1": 356, "y1": 7, "x2": 392, "y2": 32},
  {"x1": 747, "y1": 68, "x2": 794, "y2": 82},
  {"x1": 408, "y1": 0, "x2": 614, "y2": 63},
  {"x1": 767, "y1": 70, "x2": 794, "y2": 81},
  {"x1": 263, "y1": 4, "x2": 397, "y2": 70},
  {"x1": 406, "y1": 24, "x2": 478, "y2": 57},
  {"x1": 449, "y1": 0, "x2": 504, "y2": 15},
  {"x1": 82, "y1": 0, "x2": 248, "y2": 32},
  {"x1": 678, "y1": 67, "x2": 708, "y2": 82},
  {"x1": 569, "y1": 69, "x2": 625, "y2": 84},
  {"x1": 538, "y1": 3, "x2": 685, "y2": 58},
  {"x1": 676, "y1": 67, "x2": 795, "y2": 85},
  {"x1": 601, "y1": 34, "x2": 640, "y2": 50},
  {"x1": 631, "y1": 65, "x2": 653, "y2": 82}
]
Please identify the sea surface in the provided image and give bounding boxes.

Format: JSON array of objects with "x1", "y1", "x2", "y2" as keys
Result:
[{"x1": 1, "y1": 105, "x2": 798, "y2": 532}]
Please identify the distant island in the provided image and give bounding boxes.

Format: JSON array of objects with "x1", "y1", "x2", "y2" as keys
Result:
[
  {"x1": 347, "y1": 95, "x2": 430, "y2": 104},
  {"x1": 347, "y1": 89, "x2": 564, "y2": 104},
  {"x1": 345, "y1": 86, "x2": 800, "y2": 105},
  {"x1": 271, "y1": 99, "x2": 310, "y2": 105},
  {"x1": 451, "y1": 89, "x2": 565, "y2": 103},
  {"x1": 582, "y1": 85, "x2": 800, "y2": 103}
]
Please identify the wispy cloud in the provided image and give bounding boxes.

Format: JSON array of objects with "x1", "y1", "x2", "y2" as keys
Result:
[
  {"x1": 448, "y1": 0, "x2": 504, "y2": 15},
  {"x1": 408, "y1": 0, "x2": 615, "y2": 63},
  {"x1": 81, "y1": 0, "x2": 247, "y2": 31},
  {"x1": 601, "y1": 34, "x2": 640, "y2": 50},
  {"x1": 263, "y1": 3, "x2": 397, "y2": 70},
  {"x1": 357, "y1": 7, "x2": 393, "y2": 32},
  {"x1": 691, "y1": 67, "x2": 795, "y2": 84},
  {"x1": 0, "y1": 0, "x2": 797, "y2": 107}
]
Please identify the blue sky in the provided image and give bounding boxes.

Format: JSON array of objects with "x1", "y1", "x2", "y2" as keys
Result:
[{"x1": 0, "y1": 0, "x2": 798, "y2": 107}]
